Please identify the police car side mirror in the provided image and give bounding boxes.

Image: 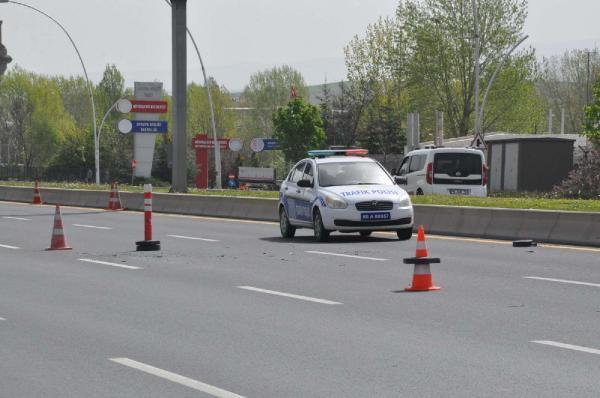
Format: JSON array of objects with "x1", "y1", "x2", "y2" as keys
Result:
[
  {"x1": 394, "y1": 176, "x2": 407, "y2": 185},
  {"x1": 297, "y1": 179, "x2": 313, "y2": 188}
]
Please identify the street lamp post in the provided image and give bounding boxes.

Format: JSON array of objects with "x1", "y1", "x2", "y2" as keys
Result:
[
  {"x1": 165, "y1": 0, "x2": 222, "y2": 188},
  {"x1": 0, "y1": 1, "x2": 99, "y2": 183},
  {"x1": 472, "y1": 0, "x2": 481, "y2": 137}
]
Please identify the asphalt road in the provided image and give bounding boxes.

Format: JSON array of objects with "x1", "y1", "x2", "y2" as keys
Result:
[{"x1": 0, "y1": 201, "x2": 599, "y2": 397}]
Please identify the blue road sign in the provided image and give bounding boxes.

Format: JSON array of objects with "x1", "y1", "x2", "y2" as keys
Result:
[
  {"x1": 131, "y1": 120, "x2": 168, "y2": 133},
  {"x1": 263, "y1": 138, "x2": 280, "y2": 150}
]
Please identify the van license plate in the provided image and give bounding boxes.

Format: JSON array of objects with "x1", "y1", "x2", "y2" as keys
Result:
[
  {"x1": 361, "y1": 212, "x2": 391, "y2": 221},
  {"x1": 448, "y1": 189, "x2": 470, "y2": 195}
]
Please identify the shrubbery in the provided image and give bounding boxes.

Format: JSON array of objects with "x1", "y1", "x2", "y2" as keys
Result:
[{"x1": 552, "y1": 145, "x2": 600, "y2": 199}]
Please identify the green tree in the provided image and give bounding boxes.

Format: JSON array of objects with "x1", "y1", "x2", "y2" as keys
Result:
[
  {"x1": 583, "y1": 76, "x2": 600, "y2": 145},
  {"x1": 0, "y1": 68, "x2": 73, "y2": 175},
  {"x1": 187, "y1": 78, "x2": 235, "y2": 137},
  {"x1": 273, "y1": 97, "x2": 325, "y2": 163}
]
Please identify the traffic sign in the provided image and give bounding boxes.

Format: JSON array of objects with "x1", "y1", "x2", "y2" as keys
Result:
[
  {"x1": 250, "y1": 138, "x2": 280, "y2": 152},
  {"x1": 131, "y1": 100, "x2": 168, "y2": 113},
  {"x1": 116, "y1": 98, "x2": 133, "y2": 113},
  {"x1": 192, "y1": 136, "x2": 229, "y2": 150},
  {"x1": 470, "y1": 132, "x2": 487, "y2": 150},
  {"x1": 118, "y1": 119, "x2": 168, "y2": 134},
  {"x1": 228, "y1": 138, "x2": 243, "y2": 152}
]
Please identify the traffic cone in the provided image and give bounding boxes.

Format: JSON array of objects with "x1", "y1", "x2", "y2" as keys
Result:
[
  {"x1": 46, "y1": 205, "x2": 72, "y2": 251},
  {"x1": 106, "y1": 181, "x2": 123, "y2": 211},
  {"x1": 415, "y1": 225, "x2": 428, "y2": 258},
  {"x1": 403, "y1": 226, "x2": 440, "y2": 291},
  {"x1": 32, "y1": 178, "x2": 43, "y2": 205}
]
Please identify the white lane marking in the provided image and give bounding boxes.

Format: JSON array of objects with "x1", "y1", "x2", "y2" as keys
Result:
[
  {"x1": 73, "y1": 224, "x2": 112, "y2": 230},
  {"x1": 0, "y1": 244, "x2": 20, "y2": 250},
  {"x1": 3, "y1": 216, "x2": 31, "y2": 221},
  {"x1": 168, "y1": 234, "x2": 220, "y2": 242},
  {"x1": 524, "y1": 276, "x2": 600, "y2": 288},
  {"x1": 237, "y1": 286, "x2": 342, "y2": 305},
  {"x1": 78, "y1": 258, "x2": 141, "y2": 270},
  {"x1": 109, "y1": 358, "x2": 245, "y2": 398},
  {"x1": 305, "y1": 250, "x2": 388, "y2": 262},
  {"x1": 0, "y1": 317, "x2": 5, "y2": 321},
  {"x1": 532, "y1": 340, "x2": 600, "y2": 356}
]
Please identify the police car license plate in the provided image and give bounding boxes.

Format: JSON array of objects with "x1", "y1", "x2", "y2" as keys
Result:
[
  {"x1": 361, "y1": 212, "x2": 391, "y2": 221},
  {"x1": 448, "y1": 188, "x2": 470, "y2": 195}
]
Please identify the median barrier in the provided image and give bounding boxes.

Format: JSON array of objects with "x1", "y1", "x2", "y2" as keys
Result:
[{"x1": 0, "y1": 185, "x2": 597, "y2": 247}]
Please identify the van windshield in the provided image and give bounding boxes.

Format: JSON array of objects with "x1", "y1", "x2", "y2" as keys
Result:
[
  {"x1": 318, "y1": 162, "x2": 393, "y2": 187},
  {"x1": 434, "y1": 153, "x2": 482, "y2": 177}
]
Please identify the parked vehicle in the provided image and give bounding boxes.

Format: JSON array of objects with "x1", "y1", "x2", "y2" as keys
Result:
[
  {"x1": 279, "y1": 149, "x2": 414, "y2": 242},
  {"x1": 392, "y1": 147, "x2": 488, "y2": 197}
]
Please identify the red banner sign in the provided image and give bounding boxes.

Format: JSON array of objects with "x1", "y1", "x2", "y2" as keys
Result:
[
  {"x1": 131, "y1": 100, "x2": 168, "y2": 113},
  {"x1": 193, "y1": 137, "x2": 229, "y2": 150}
]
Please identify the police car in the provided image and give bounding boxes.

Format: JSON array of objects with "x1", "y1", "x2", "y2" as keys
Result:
[{"x1": 279, "y1": 149, "x2": 414, "y2": 242}]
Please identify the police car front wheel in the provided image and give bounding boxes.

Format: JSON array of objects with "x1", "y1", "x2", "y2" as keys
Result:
[
  {"x1": 397, "y1": 228, "x2": 413, "y2": 241},
  {"x1": 313, "y1": 210, "x2": 330, "y2": 242},
  {"x1": 279, "y1": 208, "x2": 296, "y2": 239}
]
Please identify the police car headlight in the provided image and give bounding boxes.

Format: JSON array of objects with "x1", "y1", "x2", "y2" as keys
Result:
[
  {"x1": 324, "y1": 193, "x2": 348, "y2": 209},
  {"x1": 398, "y1": 196, "x2": 411, "y2": 208}
]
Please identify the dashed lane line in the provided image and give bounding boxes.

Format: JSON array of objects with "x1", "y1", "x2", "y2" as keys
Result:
[
  {"x1": 305, "y1": 250, "x2": 388, "y2": 262},
  {"x1": 78, "y1": 258, "x2": 141, "y2": 270},
  {"x1": 73, "y1": 224, "x2": 113, "y2": 230},
  {"x1": 168, "y1": 234, "x2": 220, "y2": 242},
  {"x1": 2, "y1": 216, "x2": 31, "y2": 221},
  {"x1": 237, "y1": 286, "x2": 342, "y2": 305},
  {"x1": 0, "y1": 317, "x2": 5, "y2": 321},
  {"x1": 109, "y1": 358, "x2": 245, "y2": 398},
  {"x1": 532, "y1": 340, "x2": 600, "y2": 356},
  {"x1": 524, "y1": 276, "x2": 600, "y2": 288},
  {"x1": 0, "y1": 244, "x2": 20, "y2": 250}
]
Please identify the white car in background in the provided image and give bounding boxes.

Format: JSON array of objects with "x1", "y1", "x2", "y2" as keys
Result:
[
  {"x1": 392, "y1": 147, "x2": 488, "y2": 197},
  {"x1": 278, "y1": 149, "x2": 414, "y2": 242}
]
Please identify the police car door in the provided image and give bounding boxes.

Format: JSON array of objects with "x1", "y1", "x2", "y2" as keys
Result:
[
  {"x1": 282, "y1": 161, "x2": 307, "y2": 224},
  {"x1": 299, "y1": 161, "x2": 316, "y2": 225}
]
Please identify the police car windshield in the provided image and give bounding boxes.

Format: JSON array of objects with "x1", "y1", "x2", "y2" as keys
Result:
[{"x1": 317, "y1": 162, "x2": 393, "y2": 187}]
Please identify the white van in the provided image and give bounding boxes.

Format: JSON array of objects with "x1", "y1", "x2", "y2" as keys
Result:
[{"x1": 392, "y1": 147, "x2": 488, "y2": 196}]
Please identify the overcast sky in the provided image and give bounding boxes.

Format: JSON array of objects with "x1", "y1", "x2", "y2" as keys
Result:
[{"x1": 1, "y1": 0, "x2": 599, "y2": 91}]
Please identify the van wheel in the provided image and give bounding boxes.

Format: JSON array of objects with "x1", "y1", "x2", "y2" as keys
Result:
[
  {"x1": 416, "y1": 188, "x2": 424, "y2": 195},
  {"x1": 359, "y1": 231, "x2": 372, "y2": 237},
  {"x1": 313, "y1": 209, "x2": 330, "y2": 242},
  {"x1": 279, "y1": 207, "x2": 296, "y2": 239},
  {"x1": 396, "y1": 228, "x2": 413, "y2": 241}
]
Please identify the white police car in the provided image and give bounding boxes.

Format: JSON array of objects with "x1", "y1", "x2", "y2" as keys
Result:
[{"x1": 278, "y1": 149, "x2": 414, "y2": 242}]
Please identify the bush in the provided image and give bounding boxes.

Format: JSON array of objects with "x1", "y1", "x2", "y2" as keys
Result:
[{"x1": 552, "y1": 145, "x2": 600, "y2": 199}]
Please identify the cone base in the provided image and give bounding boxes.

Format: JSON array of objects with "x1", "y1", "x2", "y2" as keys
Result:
[
  {"x1": 46, "y1": 246, "x2": 72, "y2": 251},
  {"x1": 136, "y1": 240, "x2": 161, "y2": 251},
  {"x1": 33, "y1": 200, "x2": 43, "y2": 205},
  {"x1": 405, "y1": 285, "x2": 441, "y2": 292},
  {"x1": 105, "y1": 208, "x2": 124, "y2": 211}
]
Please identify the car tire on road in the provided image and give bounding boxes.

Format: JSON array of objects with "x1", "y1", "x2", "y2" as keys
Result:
[
  {"x1": 279, "y1": 207, "x2": 296, "y2": 239},
  {"x1": 313, "y1": 209, "x2": 330, "y2": 242},
  {"x1": 396, "y1": 228, "x2": 413, "y2": 241},
  {"x1": 359, "y1": 231, "x2": 372, "y2": 237}
]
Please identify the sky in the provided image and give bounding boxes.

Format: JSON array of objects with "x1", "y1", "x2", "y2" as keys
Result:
[{"x1": 1, "y1": 0, "x2": 599, "y2": 92}]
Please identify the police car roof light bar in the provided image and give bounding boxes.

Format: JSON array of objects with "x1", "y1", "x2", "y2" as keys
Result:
[{"x1": 308, "y1": 149, "x2": 369, "y2": 158}]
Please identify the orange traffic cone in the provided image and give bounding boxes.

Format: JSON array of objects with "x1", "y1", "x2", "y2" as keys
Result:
[
  {"x1": 32, "y1": 178, "x2": 43, "y2": 205},
  {"x1": 46, "y1": 205, "x2": 72, "y2": 251},
  {"x1": 403, "y1": 226, "x2": 440, "y2": 291},
  {"x1": 106, "y1": 181, "x2": 123, "y2": 210},
  {"x1": 415, "y1": 225, "x2": 428, "y2": 258}
]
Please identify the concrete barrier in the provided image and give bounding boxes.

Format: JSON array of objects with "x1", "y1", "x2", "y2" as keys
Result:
[{"x1": 0, "y1": 185, "x2": 597, "y2": 247}]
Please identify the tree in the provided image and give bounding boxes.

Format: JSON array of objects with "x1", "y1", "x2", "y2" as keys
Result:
[
  {"x1": 272, "y1": 97, "x2": 326, "y2": 163},
  {"x1": 187, "y1": 78, "x2": 235, "y2": 137},
  {"x1": 240, "y1": 65, "x2": 307, "y2": 139},
  {"x1": 0, "y1": 68, "x2": 73, "y2": 175},
  {"x1": 539, "y1": 49, "x2": 600, "y2": 134},
  {"x1": 583, "y1": 76, "x2": 600, "y2": 145}
]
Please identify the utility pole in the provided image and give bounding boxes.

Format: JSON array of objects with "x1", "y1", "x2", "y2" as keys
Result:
[
  {"x1": 171, "y1": 0, "x2": 187, "y2": 192},
  {"x1": 472, "y1": 0, "x2": 481, "y2": 137}
]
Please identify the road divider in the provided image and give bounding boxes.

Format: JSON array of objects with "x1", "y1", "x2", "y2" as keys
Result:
[
  {"x1": 168, "y1": 234, "x2": 220, "y2": 242},
  {"x1": 305, "y1": 250, "x2": 388, "y2": 262},
  {"x1": 109, "y1": 357, "x2": 246, "y2": 398},
  {"x1": 78, "y1": 258, "x2": 141, "y2": 270},
  {"x1": 531, "y1": 340, "x2": 600, "y2": 356},
  {"x1": 0, "y1": 185, "x2": 598, "y2": 247},
  {"x1": 237, "y1": 286, "x2": 342, "y2": 305},
  {"x1": 524, "y1": 276, "x2": 600, "y2": 288}
]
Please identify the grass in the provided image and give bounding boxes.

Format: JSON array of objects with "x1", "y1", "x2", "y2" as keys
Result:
[{"x1": 0, "y1": 180, "x2": 598, "y2": 212}]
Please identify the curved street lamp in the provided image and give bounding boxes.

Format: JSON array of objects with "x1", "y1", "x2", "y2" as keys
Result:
[
  {"x1": 0, "y1": 0, "x2": 99, "y2": 183},
  {"x1": 165, "y1": 0, "x2": 222, "y2": 189}
]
